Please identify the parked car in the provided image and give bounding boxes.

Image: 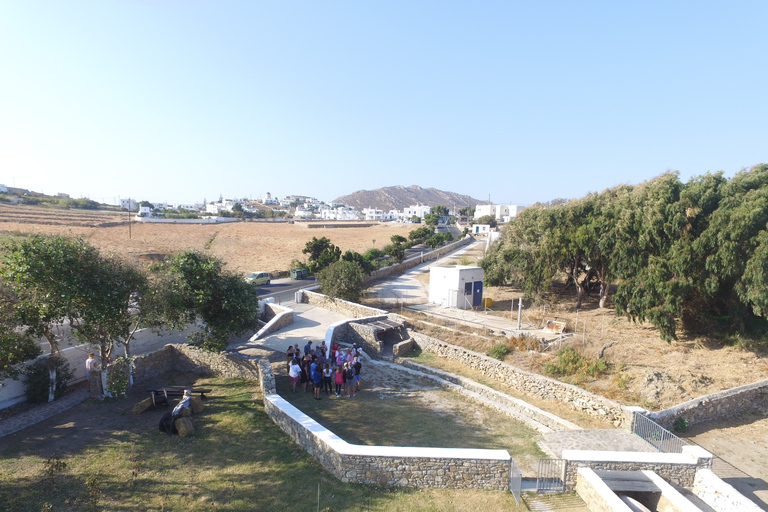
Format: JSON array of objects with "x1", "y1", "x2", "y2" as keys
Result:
[{"x1": 245, "y1": 271, "x2": 271, "y2": 285}]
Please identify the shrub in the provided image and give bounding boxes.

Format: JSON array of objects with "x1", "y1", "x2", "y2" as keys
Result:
[
  {"x1": 24, "y1": 355, "x2": 74, "y2": 403},
  {"x1": 106, "y1": 357, "x2": 131, "y2": 398},
  {"x1": 487, "y1": 343, "x2": 510, "y2": 360},
  {"x1": 673, "y1": 417, "x2": 690, "y2": 433},
  {"x1": 586, "y1": 358, "x2": 608, "y2": 377},
  {"x1": 544, "y1": 347, "x2": 585, "y2": 377}
]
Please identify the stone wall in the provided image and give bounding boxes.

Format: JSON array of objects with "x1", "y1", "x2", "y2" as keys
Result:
[
  {"x1": 364, "y1": 236, "x2": 473, "y2": 285},
  {"x1": 562, "y1": 446, "x2": 713, "y2": 491},
  {"x1": 300, "y1": 290, "x2": 387, "y2": 318},
  {"x1": 131, "y1": 344, "x2": 261, "y2": 384},
  {"x1": 253, "y1": 303, "x2": 294, "y2": 340},
  {"x1": 399, "y1": 359, "x2": 581, "y2": 432},
  {"x1": 647, "y1": 378, "x2": 768, "y2": 430},
  {"x1": 393, "y1": 339, "x2": 415, "y2": 358},
  {"x1": 693, "y1": 469, "x2": 763, "y2": 512},
  {"x1": 263, "y1": 393, "x2": 512, "y2": 490},
  {"x1": 409, "y1": 330, "x2": 625, "y2": 427}
]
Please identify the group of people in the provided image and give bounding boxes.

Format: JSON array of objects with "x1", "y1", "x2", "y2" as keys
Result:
[{"x1": 286, "y1": 340, "x2": 363, "y2": 400}]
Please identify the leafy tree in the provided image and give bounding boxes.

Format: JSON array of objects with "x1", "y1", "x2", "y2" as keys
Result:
[
  {"x1": 302, "y1": 237, "x2": 342, "y2": 274},
  {"x1": 317, "y1": 260, "x2": 365, "y2": 303},
  {"x1": 426, "y1": 234, "x2": 444, "y2": 249},
  {"x1": 458, "y1": 206, "x2": 474, "y2": 217},
  {"x1": 232, "y1": 202, "x2": 243, "y2": 212},
  {"x1": 411, "y1": 215, "x2": 421, "y2": 223},
  {"x1": 423, "y1": 213, "x2": 439, "y2": 226},
  {"x1": 363, "y1": 248, "x2": 385, "y2": 261},
  {"x1": 1, "y1": 235, "x2": 103, "y2": 401},
  {"x1": 475, "y1": 215, "x2": 498, "y2": 228},
  {"x1": 385, "y1": 235, "x2": 407, "y2": 263},
  {"x1": 342, "y1": 250, "x2": 375, "y2": 275},
  {"x1": 408, "y1": 226, "x2": 433, "y2": 245},
  {"x1": 0, "y1": 282, "x2": 42, "y2": 381},
  {"x1": 432, "y1": 205, "x2": 449, "y2": 216},
  {"x1": 157, "y1": 251, "x2": 260, "y2": 352}
]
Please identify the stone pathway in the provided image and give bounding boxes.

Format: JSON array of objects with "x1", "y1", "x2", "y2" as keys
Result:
[
  {"x1": 539, "y1": 429, "x2": 658, "y2": 458},
  {"x1": 0, "y1": 389, "x2": 89, "y2": 439}
]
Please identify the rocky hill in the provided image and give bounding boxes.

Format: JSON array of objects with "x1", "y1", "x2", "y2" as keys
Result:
[{"x1": 333, "y1": 185, "x2": 485, "y2": 212}]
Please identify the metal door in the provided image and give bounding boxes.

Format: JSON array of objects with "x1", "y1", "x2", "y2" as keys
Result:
[{"x1": 472, "y1": 281, "x2": 483, "y2": 307}]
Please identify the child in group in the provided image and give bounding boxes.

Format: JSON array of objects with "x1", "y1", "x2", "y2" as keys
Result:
[
  {"x1": 322, "y1": 362, "x2": 333, "y2": 396},
  {"x1": 341, "y1": 362, "x2": 350, "y2": 397},
  {"x1": 335, "y1": 349, "x2": 344, "y2": 369},
  {"x1": 334, "y1": 364, "x2": 344, "y2": 397}
]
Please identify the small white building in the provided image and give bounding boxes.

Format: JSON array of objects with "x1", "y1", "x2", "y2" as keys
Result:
[
  {"x1": 0, "y1": 184, "x2": 7, "y2": 193},
  {"x1": 472, "y1": 224, "x2": 492, "y2": 235},
  {"x1": 403, "y1": 205, "x2": 431, "y2": 220},
  {"x1": 429, "y1": 265, "x2": 484, "y2": 310},
  {"x1": 120, "y1": 198, "x2": 137, "y2": 210},
  {"x1": 475, "y1": 204, "x2": 526, "y2": 222},
  {"x1": 363, "y1": 208, "x2": 383, "y2": 221}
]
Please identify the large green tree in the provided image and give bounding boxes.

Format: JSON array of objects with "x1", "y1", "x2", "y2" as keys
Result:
[
  {"x1": 302, "y1": 237, "x2": 342, "y2": 274},
  {"x1": 317, "y1": 260, "x2": 365, "y2": 303},
  {"x1": 156, "y1": 251, "x2": 260, "y2": 352}
]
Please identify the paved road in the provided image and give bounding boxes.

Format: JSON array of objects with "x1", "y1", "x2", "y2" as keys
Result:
[{"x1": 257, "y1": 277, "x2": 317, "y2": 304}]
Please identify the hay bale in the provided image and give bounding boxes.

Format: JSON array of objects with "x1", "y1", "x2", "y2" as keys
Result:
[
  {"x1": 178, "y1": 406, "x2": 192, "y2": 418},
  {"x1": 132, "y1": 397, "x2": 154, "y2": 415},
  {"x1": 190, "y1": 396, "x2": 204, "y2": 414},
  {"x1": 174, "y1": 417, "x2": 194, "y2": 438}
]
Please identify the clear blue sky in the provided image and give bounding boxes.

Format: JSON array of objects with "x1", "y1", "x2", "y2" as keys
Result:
[{"x1": 1, "y1": 1, "x2": 766, "y2": 207}]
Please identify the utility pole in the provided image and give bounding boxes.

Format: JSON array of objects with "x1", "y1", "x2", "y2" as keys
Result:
[
  {"x1": 128, "y1": 198, "x2": 132, "y2": 239},
  {"x1": 517, "y1": 297, "x2": 523, "y2": 330}
]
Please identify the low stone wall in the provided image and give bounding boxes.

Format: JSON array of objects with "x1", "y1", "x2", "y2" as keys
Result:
[
  {"x1": 132, "y1": 344, "x2": 261, "y2": 383},
  {"x1": 693, "y1": 469, "x2": 763, "y2": 512},
  {"x1": 264, "y1": 393, "x2": 512, "y2": 490},
  {"x1": 364, "y1": 236, "x2": 473, "y2": 285},
  {"x1": 300, "y1": 290, "x2": 387, "y2": 318},
  {"x1": 409, "y1": 330, "x2": 625, "y2": 427},
  {"x1": 647, "y1": 378, "x2": 768, "y2": 430},
  {"x1": 252, "y1": 303, "x2": 294, "y2": 340},
  {"x1": 399, "y1": 359, "x2": 581, "y2": 432},
  {"x1": 321, "y1": 314, "x2": 389, "y2": 358},
  {"x1": 393, "y1": 339, "x2": 415, "y2": 358},
  {"x1": 562, "y1": 446, "x2": 713, "y2": 490}
]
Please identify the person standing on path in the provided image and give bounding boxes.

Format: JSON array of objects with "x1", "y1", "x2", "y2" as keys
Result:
[
  {"x1": 85, "y1": 353, "x2": 97, "y2": 382},
  {"x1": 289, "y1": 358, "x2": 301, "y2": 393},
  {"x1": 353, "y1": 356, "x2": 362, "y2": 393}
]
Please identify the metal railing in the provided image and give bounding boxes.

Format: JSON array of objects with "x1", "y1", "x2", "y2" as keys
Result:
[
  {"x1": 633, "y1": 412, "x2": 689, "y2": 453},
  {"x1": 509, "y1": 459, "x2": 522, "y2": 504},
  {"x1": 537, "y1": 458, "x2": 566, "y2": 493}
]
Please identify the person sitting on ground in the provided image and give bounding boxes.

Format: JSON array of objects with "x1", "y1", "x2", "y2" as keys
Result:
[{"x1": 159, "y1": 389, "x2": 192, "y2": 435}]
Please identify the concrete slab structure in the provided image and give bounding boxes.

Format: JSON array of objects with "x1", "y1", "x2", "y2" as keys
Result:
[{"x1": 428, "y1": 265, "x2": 484, "y2": 309}]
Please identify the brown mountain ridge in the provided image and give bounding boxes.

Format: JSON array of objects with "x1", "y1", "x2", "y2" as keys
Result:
[{"x1": 333, "y1": 185, "x2": 485, "y2": 212}]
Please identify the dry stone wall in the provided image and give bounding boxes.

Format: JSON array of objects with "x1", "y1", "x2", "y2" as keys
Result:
[
  {"x1": 647, "y1": 378, "x2": 768, "y2": 430},
  {"x1": 409, "y1": 330, "x2": 625, "y2": 427},
  {"x1": 132, "y1": 344, "x2": 261, "y2": 384},
  {"x1": 300, "y1": 290, "x2": 386, "y2": 318},
  {"x1": 263, "y1": 394, "x2": 512, "y2": 490},
  {"x1": 562, "y1": 446, "x2": 713, "y2": 491},
  {"x1": 364, "y1": 236, "x2": 473, "y2": 285}
]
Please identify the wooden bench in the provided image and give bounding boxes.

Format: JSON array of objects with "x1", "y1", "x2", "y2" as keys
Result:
[{"x1": 147, "y1": 387, "x2": 212, "y2": 407}]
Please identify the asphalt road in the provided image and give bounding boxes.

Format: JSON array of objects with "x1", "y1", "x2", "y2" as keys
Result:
[{"x1": 256, "y1": 277, "x2": 318, "y2": 304}]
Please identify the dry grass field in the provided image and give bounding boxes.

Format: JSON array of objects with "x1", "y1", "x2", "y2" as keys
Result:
[{"x1": 0, "y1": 203, "x2": 412, "y2": 275}]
